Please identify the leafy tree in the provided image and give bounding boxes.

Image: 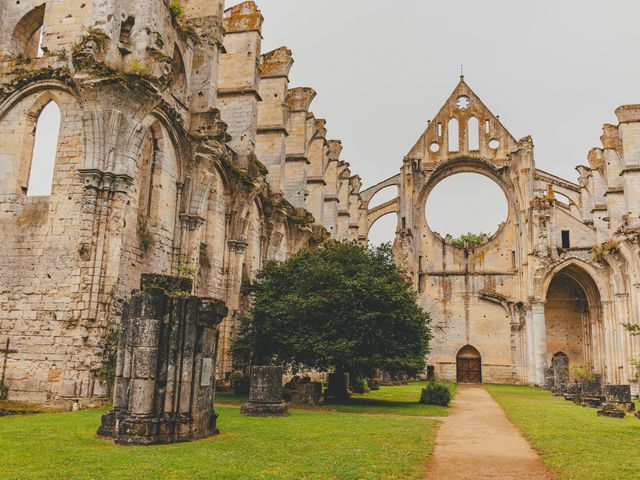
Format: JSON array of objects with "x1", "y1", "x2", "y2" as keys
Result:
[{"x1": 233, "y1": 241, "x2": 431, "y2": 383}]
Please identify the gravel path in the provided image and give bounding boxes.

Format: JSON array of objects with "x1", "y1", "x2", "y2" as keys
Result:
[{"x1": 424, "y1": 385, "x2": 554, "y2": 480}]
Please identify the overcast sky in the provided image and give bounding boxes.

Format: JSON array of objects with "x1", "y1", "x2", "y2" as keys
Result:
[{"x1": 256, "y1": 0, "x2": 640, "y2": 244}]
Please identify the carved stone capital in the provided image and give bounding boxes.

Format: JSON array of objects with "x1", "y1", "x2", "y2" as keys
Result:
[
  {"x1": 179, "y1": 213, "x2": 205, "y2": 230},
  {"x1": 228, "y1": 239, "x2": 248, "y2": 253},
  {"x1": 77, "y1": 168, "x2": 133, "y2": 193}
]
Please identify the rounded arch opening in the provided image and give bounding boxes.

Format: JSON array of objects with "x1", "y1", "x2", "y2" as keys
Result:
[
  {"x1": 368, "y1": 185, "x2": 398, "y2": 208},
  {"x1": 368, "y1": 212, "x2": 397, "y2": 247},
  {"x1": 424, "y1": 172, "x2": 508, "y2": 242}
]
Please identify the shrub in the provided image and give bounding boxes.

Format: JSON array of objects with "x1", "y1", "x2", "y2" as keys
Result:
[
  {"x1": 168, "y1": 1, "x2": 184, "y2": 20},
  {"x1": 352, "y1": 377, "x2": 370, "y2": 394},
  {"x1": 450, "y1": 232, "x2": 486, "y2": 249},
  {"x1": 419, "y1": 381, "x2": 451, "y2": 406}
]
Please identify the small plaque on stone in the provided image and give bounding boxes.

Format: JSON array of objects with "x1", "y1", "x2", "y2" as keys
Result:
[{"x1": 201, "y1": 358, "x2": 213, "y2": 387}]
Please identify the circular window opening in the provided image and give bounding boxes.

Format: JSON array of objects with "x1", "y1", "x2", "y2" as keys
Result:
[
  {"x1": 489, "y1": 138, "x2": 500, "y2": 149},
  {"x1": 425, "y1": 173, "x2": 508, "y2": 243},
  {"x1": 429, "y1": 142, "x2": 440, "y2": 152},
  {"x1": 456, "y1": 95, "x2": 470, "y2": 110}
]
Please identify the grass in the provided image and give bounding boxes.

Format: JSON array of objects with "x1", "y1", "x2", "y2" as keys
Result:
[
  {"x1": 0, "y1": 404, "x2": 439, "y2": 480},
  {"x1": 486, "y1": 384, "x2": 640, "y2": 480},
  {"x1": 217, "y1": 381, "x2": 454, "y2": 417}
]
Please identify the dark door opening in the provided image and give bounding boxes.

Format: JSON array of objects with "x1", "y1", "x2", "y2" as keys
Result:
[{"x1": 457, "y1": 345, "x2": 482, "y2": 383}]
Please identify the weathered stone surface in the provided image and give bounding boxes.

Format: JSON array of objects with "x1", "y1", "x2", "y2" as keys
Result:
[
  {"x1": 240, "y1": 366, "x2": 288, "y2": 417},
  {"x1": 289, "y1": 382, "x2": 323, "y2": 405},
  {"x1": 0, "y1": 0, "x2": 366, "y2": 405},
  {"x1": 605, "y1": 384, "x2": 632, "y2": 404},
  {"x1": 97, "y1": 278, "x2": 227, "y2": 445},
  {"x1": 3, "y1": 0, "x2": 640, "y2": 406}
]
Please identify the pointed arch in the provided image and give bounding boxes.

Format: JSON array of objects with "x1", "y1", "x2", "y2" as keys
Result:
[
  {"x1": 544, "y1": 261, "x2": 604, "y2": 372},
  {"x1": 457, "y1": 345, "x2": 482, "y2": 383},
  {"x1": 26, "y1": 99, "x2": 60, "y2": 196},
  {"x1": 170, "y1": 44, "x2": 187, "y2": 99},
  {"x1": 10, "y1": 4, "x2": 46, "y2": 58}
]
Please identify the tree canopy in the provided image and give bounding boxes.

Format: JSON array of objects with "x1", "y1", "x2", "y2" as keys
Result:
[{"x1": 233, "y1": 241, "x2": 431, "y2": 379}]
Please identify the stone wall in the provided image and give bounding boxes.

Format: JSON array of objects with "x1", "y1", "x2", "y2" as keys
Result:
[
  {"x1": 0, "y1": 0, "x2": 366, "y2": 403},
  {"x1": 361, "y1": 76, "x2": 640, "y2": 386}
]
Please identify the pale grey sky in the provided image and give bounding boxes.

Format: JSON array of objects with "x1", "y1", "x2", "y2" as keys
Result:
[{"x1": 257, "y1": 0, "x2": 640, "y2": 244}]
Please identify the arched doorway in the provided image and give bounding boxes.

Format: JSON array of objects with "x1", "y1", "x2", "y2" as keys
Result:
[
  {"x1": 457, "y1": 345, "x2": 482, "y2": 383},
  {"x1": 545, "y1": 264, "x2": 602, "y2": 370}
]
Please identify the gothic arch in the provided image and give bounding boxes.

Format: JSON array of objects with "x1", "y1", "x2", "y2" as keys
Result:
[
  {"x1": 9, "y1": 4, "x2": 45, "y2": 57},
  {"x1": 544, "y1": 260, "x2": 605, "y2": 370},
  {"x1": 0, "y1": 87, "x2": 78, "y2": 195},
  {"x1": 541, "y1": 258, "x2": 609, "y2": 304}
]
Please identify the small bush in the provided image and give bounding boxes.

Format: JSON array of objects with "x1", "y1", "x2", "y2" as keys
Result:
[
  {"x1": 352, "y1": 377, "x2": 370, "y2": 394},
  {"x1": 419, "y1": 381, "x2": 451, "y2": 406},
  {"x1": 168, "y1": 1, "x2": 184, "y2": 20}
]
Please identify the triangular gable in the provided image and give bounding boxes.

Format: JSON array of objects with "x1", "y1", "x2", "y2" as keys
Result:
[{"x1": 407, "y1": 77, "x2": 518, "y2": 167}]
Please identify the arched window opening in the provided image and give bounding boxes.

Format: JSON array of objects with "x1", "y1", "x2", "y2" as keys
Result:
[
  {"x1": 10, "y1": 5, "x2": 46, "y2": 59},
  {"x1": 368, "y1": 213, "x2": 397, "y2": 248},
  {"x1": 448, "y1": 118, "x2": 459, "y2": 152},
  {"x1": 138, "y1": 129, "x2": 160, "y2": 217},
  {"x1": 170, "y1": 45, "x2": 187, "y2": 99},
  {"x1": 468, "y1": 117, "x2": 480, "y2": 151},
  {"x1": 118, "y1": 16, "x2": 135, "y2": 49},
  {"x1": 26, "y1": 101, "x2": 61, "y2": 196}
]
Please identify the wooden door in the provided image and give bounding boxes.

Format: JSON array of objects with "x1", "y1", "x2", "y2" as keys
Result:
[{"x1": 457, "y1": 357, "x2": 482, "y2": 383}]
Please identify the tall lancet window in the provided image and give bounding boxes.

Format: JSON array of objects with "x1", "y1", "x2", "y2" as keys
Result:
[{"x1": 27, "y1": 101, "x2": 61, "y2": 196}]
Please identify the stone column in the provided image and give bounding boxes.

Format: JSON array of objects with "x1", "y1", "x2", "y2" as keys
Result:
[
  {"x1": 530, "y1": 301, "x2": 548, "y2": 385},
  {"x1": 97, "y1": 274, "x2": 228, "y2": 445}
]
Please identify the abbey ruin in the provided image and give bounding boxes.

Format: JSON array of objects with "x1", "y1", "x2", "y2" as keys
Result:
[{"x1": 1, "y1": 0, "x2": 639, "y2": 403}]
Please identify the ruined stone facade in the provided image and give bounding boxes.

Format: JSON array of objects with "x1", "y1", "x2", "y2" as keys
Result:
[
  {"x1": 0, "y1": 0, "x2": 365, "y2": 402},
  {"x1": 363, "y1": 78, "x2": 640, "y2": 387},
  {"x1": 2, "y1": 1, "x2": 640, "y2": 404}
]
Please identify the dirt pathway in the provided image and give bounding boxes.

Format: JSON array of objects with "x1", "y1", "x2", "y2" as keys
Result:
[{"x1": 424, "y1": 385, "x2": 554, "y2": 480}]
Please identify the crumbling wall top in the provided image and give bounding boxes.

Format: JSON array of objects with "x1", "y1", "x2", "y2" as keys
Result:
[
  {"x1": 615, "y1": 105, "x2": 640, "y2": 124},
  {"x1": 260, "y1": 47, "x2": 294, "y2": 79},
  {"x1": 328, "y1": 140, "x2": 343, "y2": 160},
  {"x1": 224, "y1": 1, "x2": 264, "y2": 34},
  {"x1": 286, "y1": 87, "x2": 316, "y2": 112}
]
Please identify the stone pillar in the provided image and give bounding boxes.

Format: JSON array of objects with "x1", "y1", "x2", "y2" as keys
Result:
[
  {"x1": 256, "y1": 47, "x2": 293, "y2": 194},
  {"x1": 240, "y1": 366, "x2": 288, "y2": 417},
  {"x1": 97, "y1": 274, "x2": 228, "y2": 445},
  {"x1": 530, "y1": 301, "x2": 547, "y2": 385},
  {"x1": 616, "y1": 105, "x2": 640, "y2": 229}
]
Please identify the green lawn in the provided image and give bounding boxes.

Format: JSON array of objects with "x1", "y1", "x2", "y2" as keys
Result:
[
  {"x1": 217, "y1": 381, "x2": 453, "y2": 417},
  {"x1": 486, "y1": 384, "x2": 640, "y2": 480},
  {"x1": 0, "y1": 388, "x2": 442, "y2": 480}
]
